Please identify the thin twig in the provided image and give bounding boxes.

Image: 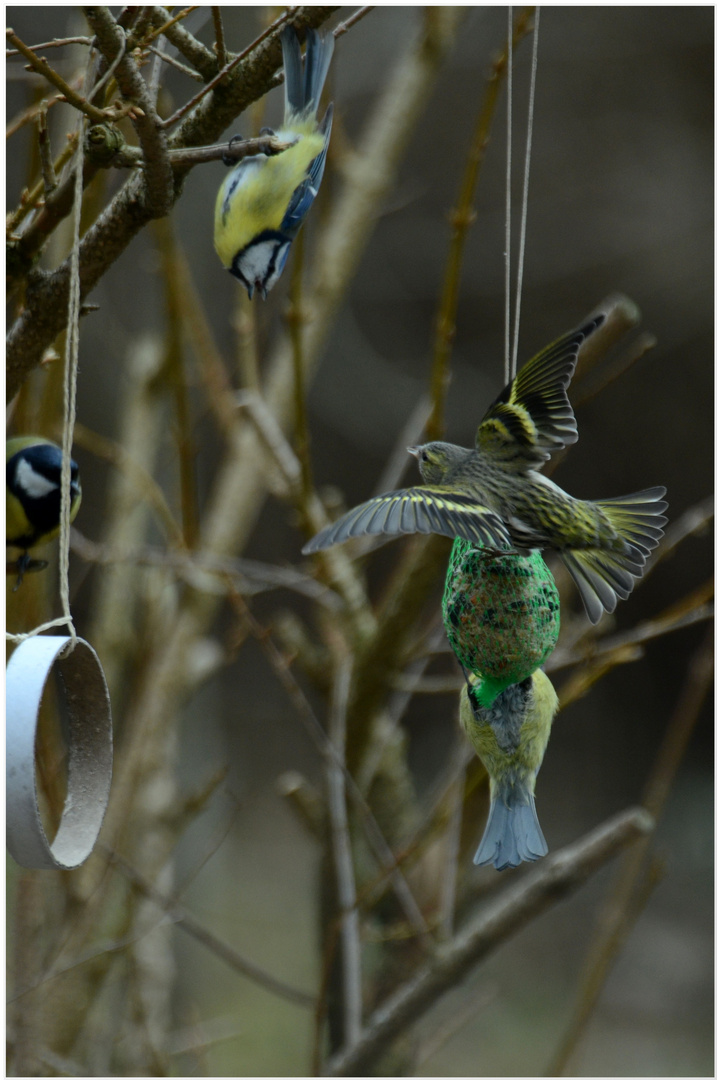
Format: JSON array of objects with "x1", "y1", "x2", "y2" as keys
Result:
[
  {"x1": 6, "y1": 35, "x2": 93, "y2": 57},
  {"x1": 362, "y1": 742, "x2": 475, "y2": 911},
  {"x1": 571, "y1": 331, "x2": 656, "y2": 409},
  {"x1": 549, "y1": 578, "x2": 714, "y2": 678},
  {"x1": 86, "y1": 28, "x2": 127, "y2": 105},
  {"x1": 332, "y1": 6, "x2": 374, "y2": 38},
  {"x1": 144, "y1": 6, "x2": 200, "y2": 47},
  {"x1": 85, "y1": 7, "x2": 174, "y2": 218},
  {"x1": 226, "y1": 590, "x2": 431, "y2": 940},
  {"x1": 327, "y1": 657, "x2": 363, "y2": 1047},
  {"x1": 356, "y1": 621, "x2": 448, "y2": 793},
  {"x1": 7, "y1": 94, "x2": 62, "y2": 138},
  {"x1": 510, "y1": 5, "x2": 540, "y2": 376},
  {"x1": 106, "y1": 849, "x2": 317, "y2": 1009},
  {"x1": 6, "y1": 132, "x2": 79, "y2": 234},
  {"x1": 157, "y1": 7, "x2": 296, "y2": 130},
  {"x1": 235, "y1": 389, "x2": 375, "y2": 635},
  {"x1": 166, "y1": 1014, "x2": 244, "y2": 1057},
  {"x1": 36, "y1": 109, "x2": 57, "y2": 195},
  {"x1": 31, "y1": 1049, "x2": 90, "y2": 1077},
  {"x1": 547, "y1": 630, "x2": 713, "y2": 1076},
  {"x1": 71, "y1": 421, "x2": 183, "y2": 545},
  {"x1": 426, "y1": 6, "x2": 535, "y2": 441},
  {"x1": 6, "y1": 28, "x2": 109, "y2": 123},
  {"x1": 436, "y1": 761, "x2": 465, "y2": 941},
  {"x1": 373, "y1": 395, "x2": 434, "y2": 497},
  {"x1": 10, "y1": 915, "x2": 175, "y2": 1004},
  {"x1": 71, "y1": 530, "x2": 343, "y2": 607},
  {"x1": 287, "y1": 229, "x2": 315, "y2": 525},
  {"x1": 154, "y1": 218, "x2": 200, "y2": 547},
  {"x1": 211, "y1": 7, "x2": 228, "y2": 70},
  {"x1": 504, "y1": 6, "x2": 513, "y2": 384},
  {"x1": 148, "y1": 6, "x2": 217, "y2": 80},
  {"x1": 233, "y1": 288, "x2": 261, "y2": 392},
  {"x1": 145, "y1": 43, "x2": 204, "y2": 81},
  {"x1": 165, "y1": 226, "x2": 239, "y2": 436},
  {"x1": 416, "y1": 981, "x2": 496, "y2": 1067},
  {"x1": 323, "y1": 807, "x2": 654, "y2": 1076}
]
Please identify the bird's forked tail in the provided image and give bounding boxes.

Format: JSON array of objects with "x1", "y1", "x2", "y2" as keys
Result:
[
  {"x1": 561, "y1": 486, "x2": 668, "y2": 624},
  {"x1": 474, "y1": 786, "x2": 548, "y2": 871}
]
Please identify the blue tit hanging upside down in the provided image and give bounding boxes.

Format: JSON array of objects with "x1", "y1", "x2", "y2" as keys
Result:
[
  {"x1": 6, "y1": 437, "x2": 82, "y2": 587},
  {"x1": 460, "y1": 668, "x2": 559, "y2": 870},
  {"x1": 303, "y1": 314, "x2": 668, "y2": 623},
  {"x1": 214, "y1": 26, "x2": 334, "y2": 299}
]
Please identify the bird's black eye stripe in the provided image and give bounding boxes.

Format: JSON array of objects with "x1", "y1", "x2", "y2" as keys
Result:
[{"x1": 421, "y1": 451, "x2": 429, "y2": 462}]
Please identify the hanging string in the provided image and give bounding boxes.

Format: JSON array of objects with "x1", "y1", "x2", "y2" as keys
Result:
[
  {"x1": 511, "y1": 6, "x2": 540, "y2": 380},
  {"x1": 503, "y1": 6, "x2": 513, "y2": 387},
  {"x1": 6, "y1": 86, "x2": 86, "y2": 647},
  {"x1": 57, "y1": 108, "x2": 86, "y2": 651}
]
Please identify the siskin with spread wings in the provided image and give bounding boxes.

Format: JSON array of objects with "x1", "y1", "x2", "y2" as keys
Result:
[
  {"x1": 460, "y1": 668, "x2": 559, "y2": 870},
  {"x1": 303, "y1": 314, "x2": 668, "y2": 623},
  {"x1": 214, "y1": 27, "x2": 334, "y2": 299},
  {"x1": 6, "y1": 437, "x2": 82, "y2": 585}
]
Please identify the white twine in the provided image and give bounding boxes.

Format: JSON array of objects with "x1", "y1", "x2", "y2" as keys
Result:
[
  {"x1": 511, "y1": 6, "x2": 540, "y2": 380},
  {"x1": 7, "y1": 90, "x2": 86, "y2": 648},
  {"x1": 504, "y1": 6, "x2": 513, "y2": 388}
]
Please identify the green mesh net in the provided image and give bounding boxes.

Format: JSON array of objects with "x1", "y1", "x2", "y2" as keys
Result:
[{"x1": 442, "y1": 538, "x2": 560, "y2": 702}]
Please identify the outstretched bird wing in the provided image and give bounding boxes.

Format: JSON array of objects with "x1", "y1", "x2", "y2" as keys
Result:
[
  {"x1": 476, "y1": 314, "x2": 605, "y2": 466},
  {"x1": 302, "y1": 487, "x2": 513, "y2": 553}
]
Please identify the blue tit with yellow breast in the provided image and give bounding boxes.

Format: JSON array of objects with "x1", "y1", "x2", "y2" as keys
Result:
[
  {"x1": 6, "y1": 437, "x2": 82, "y2": 585},
  {"x1": 460, "y1": 667, "x2": 559, "y2": 870},
  {"x1": 214, "y1": 26, "x2": 334, "y2": 299}
]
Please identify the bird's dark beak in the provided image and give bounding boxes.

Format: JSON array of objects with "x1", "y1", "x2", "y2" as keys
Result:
[{"x1": 407, "y1": 446, "x2": 420, "y2": 459}]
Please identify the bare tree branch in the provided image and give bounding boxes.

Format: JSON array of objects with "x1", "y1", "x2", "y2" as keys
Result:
[
  {"x1": 6, "y1": 6, "x2": 338, "y2": 399},
  {"x1": 105, "y1": 849, "x2": 317, "y2": 1009},
  {"x1": 547, "y1": 629, "x2": 713, "y2": 1075},
  {"x1": 327, "y1": 657, "x2": 363, "y2": 1047},
  {"x1": 83, "y1": 8, "x2": 174, "y2": 216},
  {"x1": 322, "y1": 807, "x2": 654, "y2": 1076}
]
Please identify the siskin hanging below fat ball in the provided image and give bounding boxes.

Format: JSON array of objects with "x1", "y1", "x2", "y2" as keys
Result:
[
  {"x1": 443, "y1": 539, "x2": 560, "y2": 707},
  {"x1": 6, "y1": 437, "x2": 82, "y2": 586},
  {"x1": 303, "y1": 313, "x2": 668, "y2": 624},
  {"x1": 460, "y1": 668, "x2": 559, "y2": 871},
  {"x1": 214, "y1": 27, "x2": 334, "y2": 299}
]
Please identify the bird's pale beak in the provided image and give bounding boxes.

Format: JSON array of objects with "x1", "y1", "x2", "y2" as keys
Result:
[{"x1": 407, "y1": 446, "x2": 421, "y2": 459}]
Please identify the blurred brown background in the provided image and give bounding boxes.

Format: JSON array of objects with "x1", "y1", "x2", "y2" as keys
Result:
[{"x1": 7, "y1": 6, "x2": 713, "y2": 1077}]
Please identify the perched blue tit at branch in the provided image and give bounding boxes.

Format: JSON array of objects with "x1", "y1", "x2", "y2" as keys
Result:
[
  {"x1": 6, "y1": 437, "x2": 82, "y2": 584},
  {"x1": 460, "y1": 668, "x2": 559, "y2": 871},
  {"x1": 304, "y1": 314, "x2": 668, "y2": 623},
  {"x1": 214, "y1": 26, "x2": 334, "y2": 299}
]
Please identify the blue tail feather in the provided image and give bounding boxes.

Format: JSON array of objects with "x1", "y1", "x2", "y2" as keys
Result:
[
  {"x1": 281, "y1": 27, "x2": 334, "y2": 120},
  {"x1": 474, "y1": 791, "x2": 548, "y2": 871}
]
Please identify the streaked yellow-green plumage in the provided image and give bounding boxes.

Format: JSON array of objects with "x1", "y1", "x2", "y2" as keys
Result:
[
  {"x1": 460, "y1": 668, "x2": 559, "y2": 870},
  {"x1": 304, "y1": 314, "x2": 669, "y2": 623}
]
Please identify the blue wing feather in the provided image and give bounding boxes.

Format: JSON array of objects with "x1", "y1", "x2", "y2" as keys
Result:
[{"x1": 279, "y1": 105, "x2": 333, "y2": 237}]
